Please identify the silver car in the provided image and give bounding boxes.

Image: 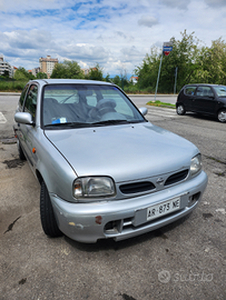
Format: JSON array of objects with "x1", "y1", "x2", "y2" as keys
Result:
[{"x1": 14, "y1": 79, "x2": 208, "y2": 243}]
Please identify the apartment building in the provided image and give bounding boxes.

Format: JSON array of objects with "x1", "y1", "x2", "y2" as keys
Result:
[
  {"x1": 32, "y1": 67, "x2": 41, "y2": 77},
  {"x1": 0, "y1": 56, "x2": 14, "y2": 78},
  {"x1": 39, "y1": 55, "x2": 58, "y2": 78}
]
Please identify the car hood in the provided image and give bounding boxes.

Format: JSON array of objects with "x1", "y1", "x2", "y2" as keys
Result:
[{"x1": 45, "y1": 122, "x2": 198, "y2": 182}]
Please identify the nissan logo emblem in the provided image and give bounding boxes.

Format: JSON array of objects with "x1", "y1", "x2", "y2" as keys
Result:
[{"x1": 156, "y1": 177, "x2": 164, "y2": 184}]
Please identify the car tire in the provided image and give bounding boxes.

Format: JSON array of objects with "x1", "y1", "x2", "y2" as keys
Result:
[
  {"x1": 17, "y1": 140, "x2": 26, "y2": 160},
  {"x1": 217, "y1": 109, "x2": 226, "y2": 123},
  {"x1": 40, "y1": 181, "x2": 63, "y2": 237},
  {"x1": 176, "y1": 104, "x2": 186, "y2": 115}
]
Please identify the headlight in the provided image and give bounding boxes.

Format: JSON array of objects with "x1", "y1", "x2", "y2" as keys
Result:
[
  {"x1": 190, "y1": 154, "x2": 202, "y2": 176},
  {"x1": 73, "y1": 176, "x2": 116, "y2": 199}
]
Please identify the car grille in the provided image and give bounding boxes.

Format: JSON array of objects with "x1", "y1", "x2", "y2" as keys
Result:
[
  {"x1": 164, "y1": 170, "x2": 188, "y2": 186},
  {"x1": 119, "y1": 181, "x2": 155, "y2": 194},
  {"x1": 118, "y1": 169, "x2": 189, "y2": 196}
]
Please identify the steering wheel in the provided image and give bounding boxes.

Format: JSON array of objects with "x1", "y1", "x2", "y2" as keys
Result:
[{"x1": 96, "y1": 99, "x2": 117, "y2": 116}]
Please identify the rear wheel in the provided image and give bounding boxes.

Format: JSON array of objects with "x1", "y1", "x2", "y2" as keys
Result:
[
  {"x1": 40, "y1": 181, "x2": 62, "y2": 237},
  {"x1": 176, "y1": 104, "x2": 186, "y2": 115},
  {"x1": 217, "y1": 109, "x2": 226, "y2": 123}
]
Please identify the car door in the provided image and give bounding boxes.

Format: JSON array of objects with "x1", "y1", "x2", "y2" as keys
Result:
[
  {"x1": 182, "y1": 85, "x2": 196, "y2": 111},
  {"x1": 19, "y1": 84, "x2": 38, "y2": 169},
  {"x1": 193, "y1": 86, "x2": 216, "y2": 114}
]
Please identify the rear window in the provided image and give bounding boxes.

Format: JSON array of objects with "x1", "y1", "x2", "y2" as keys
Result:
[
  {"x1": 213, "y1": 86, "x2": 226, "y2": 97},
  {"x1": 184, "y1": 86, "x2": 196, "y2": 95}
]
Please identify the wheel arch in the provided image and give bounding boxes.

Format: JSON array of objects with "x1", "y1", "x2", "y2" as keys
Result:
[
  {"x1": 36, "y1": 169, "x2": 44, "y2": 185},
  {"x1": 176, "y1": 101, "x2": 184, "y2": 108},
  {"x1": 217, "y1": 107, "x2": 226, "y2": 122}
]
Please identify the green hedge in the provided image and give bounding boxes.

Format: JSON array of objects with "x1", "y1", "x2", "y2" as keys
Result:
[{"x1": 0, "y1": 80, "x2": 27, "y2": 92}]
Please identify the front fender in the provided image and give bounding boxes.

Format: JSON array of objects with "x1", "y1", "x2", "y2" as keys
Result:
[{"x1": 35, "y1": 131, "x2": 77, "y2": 202}]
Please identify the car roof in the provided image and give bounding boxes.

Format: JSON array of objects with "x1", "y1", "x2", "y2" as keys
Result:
[
  {"x1": 29, "y1": 79, "x2": 114, "y2": 86},
  {"x1": 184, "y1": 83, "x2": 225, "y2": 87}
]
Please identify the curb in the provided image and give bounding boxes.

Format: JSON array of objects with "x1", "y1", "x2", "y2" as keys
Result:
[{"x1": 0, "y1": 92, "x2": 20, "y2": 96}]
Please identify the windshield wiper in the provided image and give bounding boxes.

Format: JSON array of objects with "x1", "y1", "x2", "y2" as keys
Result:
[
  {"x1": 91, "y1": 119, "x2": 130, "y2": 126},
  {"x1": 44, "y1": 119, "x2": 145, "y2": 129},
  {"x1": 44, "y1": 122, "x2": 90, "y2": 129},
  {"x1": 91, "y1": 119, "x2": 144, "y2": 126}
]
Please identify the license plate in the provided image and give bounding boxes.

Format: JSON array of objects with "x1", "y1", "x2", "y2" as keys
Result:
[{"x1": 147, "y1": 197, "x2": 181, "y2": 221}]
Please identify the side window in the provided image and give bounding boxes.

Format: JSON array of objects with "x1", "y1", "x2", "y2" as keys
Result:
[
  {"x1": 19, "y1": 85, "x2": 29, "y2": 108},
  {"x1": 24, "y1": 85, "x2": 38, "y2": 119},
  {"x1": 196, "y1": 87, "x2": 204, "y2": 97},
  {"x1": 184, "y1": 86, "x2": 196, "y2": 95},
  {"x1": 196, "y1": 86, "x2": 214, "y2": 97},
  {"x1": 203, "y1": 87, "x2": 214, "y2": 97}
]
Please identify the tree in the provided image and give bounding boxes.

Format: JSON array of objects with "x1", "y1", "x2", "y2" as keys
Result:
[
  {"x1": 104, "y1": 73, "x2": 111, "y2": 82},
  {"x1": 14, "y1": 67, "x2": 35, "y2": 81},
  {"x1": 111, "y1": 75, "x2": 121, "y2": 86},
  {"x1": 135, "y1": 48, "x2": 159, "y2": 91},
  {"x1": 86, "y1": 64, "x2": 104, "y2": 81},
  {"x1": 111, "y1": 70, "x2": 130, "y2": 90},
  {"x1": 51, "y1": 60, "x2": 84, "y2": 79},
  {"x1": 167, "y1": 30, "x2": 201, "y2": 90},
  {"x1": 193, "y1": 38, "x2": 226, "y2": 85},
  {"x1": 135, "y1": 30, "x2": 203, "y2": 93},
  {"x1": 36, "y1": 72, "x2": 48, "y2": 79}
]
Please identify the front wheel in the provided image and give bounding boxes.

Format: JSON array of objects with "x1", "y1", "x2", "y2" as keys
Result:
[
  {"x1": 40, "y1": 181, "x2": 63, "y2": 237},
  {"x1": 217, "y1": 109, "x2": 226, "y2": 123},
  {"x1": 176, "y1": 104, "x2": 186, "y2": 115}
]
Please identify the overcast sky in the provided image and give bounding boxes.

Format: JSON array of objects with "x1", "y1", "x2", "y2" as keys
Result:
[{"x1": 1, "y1": 0, "x2": 226, "y2": 77}]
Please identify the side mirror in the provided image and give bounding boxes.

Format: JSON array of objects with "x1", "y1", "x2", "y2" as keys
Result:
[
  {"x1": 139, "y1": 107, "x2": 148, "y2": 116},
  {"x1": 14, "y1": 112, "x2": 34, "y2": 125}
]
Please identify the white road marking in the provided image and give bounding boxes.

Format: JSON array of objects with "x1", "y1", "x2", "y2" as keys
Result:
[
  {"x1": 146, "y1": 107, "x2": 177, "y2": 119},
  {"x1": 0, "y1": 112, "x2": 7, "y2": 123}
]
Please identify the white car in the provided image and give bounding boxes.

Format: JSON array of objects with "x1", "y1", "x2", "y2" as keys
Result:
[{"x1": 14, "y1": 79, "x2": 208, "y2": 243}]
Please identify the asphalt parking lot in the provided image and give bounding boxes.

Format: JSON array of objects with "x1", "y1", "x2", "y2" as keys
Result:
[{"x1": 0, "y1": 95, "x2": 225, "y2": 300}]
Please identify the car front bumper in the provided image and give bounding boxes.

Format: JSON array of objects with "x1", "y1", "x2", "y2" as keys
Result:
[{"x1": 50, "y1": 171, "x2": 208, "y2": 243}]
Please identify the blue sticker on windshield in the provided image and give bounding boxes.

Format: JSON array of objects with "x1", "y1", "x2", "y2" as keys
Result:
[
  {"x1": 52, "y1": 118, "x2": 67, "y2": 124},
  {"x1": 52, "y1": 118, "x2": 61, "y2": 124}
]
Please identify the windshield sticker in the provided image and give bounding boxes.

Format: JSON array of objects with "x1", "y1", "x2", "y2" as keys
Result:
[{"x1": 52, "y1": 117, "x2": 67, "y2": 124}]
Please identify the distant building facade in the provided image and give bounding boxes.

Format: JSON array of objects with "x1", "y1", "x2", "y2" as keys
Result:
[
  {"x1": 0, "y1": 55, "x2": 14, "y2": 78},
  {"x1": 39, "y1": 55, "x2": 58, "y2": 78},
  {"x1": 32, "y1": 67, "x2": 40, "y2": 77},
  {"x1": 130, "y1": 76, "x2": 138, "y2": 85},
  {"x1": 81, "y1": 68, "x2": 90, "y2": 76}
]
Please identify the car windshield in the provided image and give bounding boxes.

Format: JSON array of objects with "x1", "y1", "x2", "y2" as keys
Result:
[
  {"x1": 213, "y1": 86, "x2": 226, "y2": 97},
  {"x1": 42, "y1": 84, "x2": 145, "y2": 129}
]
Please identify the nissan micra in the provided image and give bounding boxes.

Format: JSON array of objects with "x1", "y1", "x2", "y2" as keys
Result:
[{"x1": 14, "y1": 79, "x2": 208, "y2": 243}]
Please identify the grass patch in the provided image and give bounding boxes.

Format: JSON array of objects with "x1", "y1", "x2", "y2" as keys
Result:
[
  {"x1": 0, "y1": 80, "x2": 27, "y2": 92},
  {"x1": 147, "y1": 100, "x2": 176, "y2": 108}
]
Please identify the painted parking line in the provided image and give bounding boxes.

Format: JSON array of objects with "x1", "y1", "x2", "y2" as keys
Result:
[
  {"x1": 0, "y1": 112, "x2": 7, "y2": 123},
  {"x1": 147, "y1": 107, "x2": 177, "y2": 119}
]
